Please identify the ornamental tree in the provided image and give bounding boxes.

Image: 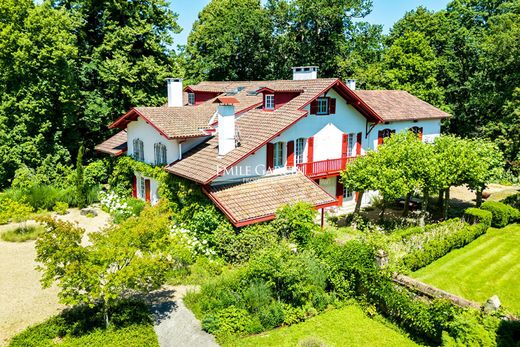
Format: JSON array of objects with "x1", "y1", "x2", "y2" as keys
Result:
[{"x1": 36, "y1": 201, "x2": 192, "y2": 327}]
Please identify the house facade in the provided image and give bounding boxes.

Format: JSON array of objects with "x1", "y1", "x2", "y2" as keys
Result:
[{"x1": 96, "y1": 67, "x2": 449, "y2": 227}]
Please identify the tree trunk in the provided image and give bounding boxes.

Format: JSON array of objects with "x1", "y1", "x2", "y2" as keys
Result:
[
  {"x1": 354, "y1": 191, "x2": 364, "y2": 215},
  {"x1": 420, "y1": 190, "x2": 429, "y2": 227},
  {"x1": 379, "y1": 197, "x2": 386, "y2": 222},
  {"x1": 438, "y1": 189, "x2": 444, "y2": 213},
  {"x1": 103, "y1": 302, "x2": 110, "y2": 329},
  {"x1": 443, "y1": 187, "x2": 450, "y2": 220},
  {"x1": 402, "y1": 192, "x2": 411, "y2": 217},
  {"x1": 476, "y1": 188, "x2": 483, "y2": 207}
]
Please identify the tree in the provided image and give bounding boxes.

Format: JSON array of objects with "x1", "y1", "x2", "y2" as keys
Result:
[
  {"x1": 36, "y1": 202, "x2": 192, "y2": 327},
  {"x1": 341, "y1": 151, "x2": 379, "y2": 216},
  {"x1": 266, "y1": 0, "x2": 373, "y2": 78},
  {"x1": 51, "y1": 0, "x2": 181, "y2": 152},
  {"x1": 75, "y1": 145, "x2": 87, "y2": 208},
  {"x1": 183, "y1": 0, "x2": 272, "y2": 82},
  {"x1": 0, "y1": 1, "x2": 78, "y2": 188}
]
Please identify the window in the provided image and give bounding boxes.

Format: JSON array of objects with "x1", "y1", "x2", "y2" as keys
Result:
[
  {"x1": 382, "y1": 128, "x2": 393, "y2": 139},
  {"x1": 295, "y1": 138, "x2": 305, "y2": 164},
  {"x1": 138, "y1": 176, "x2": 145, "y2": 199},
  {"x1": 154, "y1": 143, "x2": 167, "y2": 165},
  {"x1": 347, "y1": 133, "x2": 356, "y2": 157},
  {"x1": 265, "y1": 94, "x2": 275, "y2": 110},
  {"x1": 188, "y1": 92, "x2": 195, "y2": 105},
  {"x1": 133, "y1": 138, "x2": 144, "y2": 162},
  {"x1": 317, "y1": 98, "x2": 329, "y2": 115},
  {"x1": 343, "y1": 186, "x2": 353, "y2": 200},
  {"x1": 273, "y1": 142, "x2": 284, "y2": 168}
]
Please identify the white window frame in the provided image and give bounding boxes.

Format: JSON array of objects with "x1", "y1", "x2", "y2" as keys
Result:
[
  {"x1": 265, "y1": 94, "x2": 275, "y2": 110},
  {"x1": 273, "y1": 142, "x2": 284, "y2": 168},
  {"x1": 295, "y1": 138, "x2": 305, "y2": 164},
  {"x1": 138, "y1": 176, "x2": 146, "y2": 200},
  {"x1": 317, "y1": 98, "x2": 329, "y2": 115},
  {"x1": 133, "y1": 138, "x2": 144, "y2": 162},
  {"x1": 154, "y1": 143, "x2": 167, "y2": 166},
  {"x1": 347, "y1": 133, "x2": 356, "y2": 157},
  {"x1": 188, "y1": 92, "x2": 195, "y2": 105},
  {"x1": 343, "y1": 186, "x2": 353, "y2": 200}
]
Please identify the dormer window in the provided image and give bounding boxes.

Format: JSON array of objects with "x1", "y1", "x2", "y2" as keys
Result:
[
  {"x1": 264, "y1": 94, "x2": 275, "y2": 110},
  {"x1": 133, "y1": 138, "x2": 144, "y2": 162},
  {"x1": 317, "y1": 98, "x2": 329, "y2": 115},
  {"x1": 154, "y1": 143, "x2": 167, "y2": 165},
  {"x1": 188, "y1": 92, "x2": 195, "y2": 105}
]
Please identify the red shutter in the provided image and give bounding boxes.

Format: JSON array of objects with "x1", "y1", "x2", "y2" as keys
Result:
[
  {"x1": 287, "y1": 140, "x2": 295, "y2": 167},
  {"x1": 145, "y1": 179, "x2": 151, "y2": 202},
  {"x1": 310, "y1": 100, "x2": 318, "y2": 115},
  {"x1": 266, "y1": 143, "x2": 274, "y2": 170},
  {"x1": 132, "y1": 175, "x2": 137, "y2": 198},
  {"x1": 307, "y1": 136, "x2": 314, "y2": 163},
  {"x1": 378, "y1": 130, "x2": 383, "y2": 146},
  {"x1": 329, "y1": 98, "x2": 336, "y2": 114},
  {"x1": 356, "y1": 132, "x2": 362, "y2": 156},
  {"x1": 336, "y1": 177, "x2": 343, "y2": 205},
  {"x1": 341, "y1": 134, "x2": 348, "y2": 157},
  {"x1": 418, "y1": 127, "x2": 423, "y2": 141}
]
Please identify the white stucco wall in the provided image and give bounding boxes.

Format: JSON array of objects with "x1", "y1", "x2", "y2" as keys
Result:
[
  {"x1": 368, "y1": 119, "x2": 441, "y2": 150},
  {"x1": 127, "y1": 117, "x2": 179, "y2": 165}
]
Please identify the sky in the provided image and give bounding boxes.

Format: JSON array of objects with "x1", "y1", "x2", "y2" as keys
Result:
[{"x1": 171, "y1": 0, "x2": 450, "y2": 47}]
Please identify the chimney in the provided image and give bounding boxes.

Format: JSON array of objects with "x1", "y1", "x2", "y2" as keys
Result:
[
  {"x1": 166, "y1": 78, "x2": 183, "y2": 107},
  {"x1": 346, "y1": 79, "x2": 356, "y2": 90},
  {"x1": 292, "y1": 66, "x2": 318, "y2": 80},
  {"x1": 214, "y1": 97, "x2": 239, "y2": 156}
]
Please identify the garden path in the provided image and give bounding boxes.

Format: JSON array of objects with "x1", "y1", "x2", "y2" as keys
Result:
[{"x1": 150, "y1": 285, "x2": 219, "y2": 347}]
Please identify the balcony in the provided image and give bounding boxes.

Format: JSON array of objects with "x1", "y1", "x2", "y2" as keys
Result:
[{"x1": 296, "y1": 157, "x2": 356, "y2": 178}]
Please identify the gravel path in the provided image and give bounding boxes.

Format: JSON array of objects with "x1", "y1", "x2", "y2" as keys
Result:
[
  {"x1": 150, "y1": 285, "x2": 219, "y2": 347},
  {"x1": 0, "y1": 207, "x2": 111, "y2": 346}
]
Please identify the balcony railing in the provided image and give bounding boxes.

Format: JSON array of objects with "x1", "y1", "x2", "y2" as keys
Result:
[{"x1": 296, "y1": 156, "x2": 357, "y2": 178}]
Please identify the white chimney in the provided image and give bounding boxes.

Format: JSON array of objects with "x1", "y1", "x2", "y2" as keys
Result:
[
  {"x1": 292, "y1": 66, "x2": 318, "y2": 80},
  {"x1": 346, "y1": 79, "x2": 356, "y2": 90},
  {"x1": 166, "y1": 78, "x2": 183, "y2": 107},
  {"x1": 214, "y1": 97, "x2": 239, "y2": 156}
]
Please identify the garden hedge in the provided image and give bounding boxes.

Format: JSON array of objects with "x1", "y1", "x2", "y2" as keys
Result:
[
  {"x1": 480, "y1": 201, "x2": 519, "y2": 227},
  {"x1": 501, "y1": 192, "x2": 520, "y2": 210}
]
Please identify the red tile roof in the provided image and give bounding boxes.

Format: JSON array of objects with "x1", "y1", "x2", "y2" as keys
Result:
[
  {"x1": 205, "y1": 172, "x2": 337, "y2": 227},
  {"x1": 355, "y1": 90, "x2": 450, "y2": 121},
  {"x1": 94, "y1": 130, "x2": 127, "y2": 156}
]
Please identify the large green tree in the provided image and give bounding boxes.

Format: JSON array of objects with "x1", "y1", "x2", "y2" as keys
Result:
[
  {"x1": 51, "y1": 0, "x2": 181, "y2": 151},
  {"x1": 183, "y1": 0, "x2": 272, "y2": 82},
  {"x1": 0, "y1": 1, "x2": 78, "y2": 187}
]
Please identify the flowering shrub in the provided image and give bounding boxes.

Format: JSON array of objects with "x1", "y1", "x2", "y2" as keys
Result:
[
  {"x1": 99, "y1": 191, "x2": 145, "y2": 223},
  {"x1": 170, "y1": 224, "x2": 217, "y2": 258}
]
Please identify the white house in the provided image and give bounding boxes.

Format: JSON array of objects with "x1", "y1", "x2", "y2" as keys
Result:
[{"x1": 96, "y1": 67, "x2": 449, "y2": 227}]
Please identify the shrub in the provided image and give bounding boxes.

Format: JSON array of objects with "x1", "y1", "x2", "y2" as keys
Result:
[
  {"x1": 481, "y1": 201, "x2": 519, "y2": 227},
  {"x1": 502, "y1": 192, "x2": 520, "y2": 210},
  {"x1": 201, "y1": 306, "x2": 259, "y2": 340},
  {"x1": 53, "y1": 202, "x2": 69, "y2": 215},
  {"x1": 463, "y1": 208, "x2": 492, "y2": 227},
  {"x1": 0, "y1": 198, "x2": 33, "y2": 224},
  {"x1": 271, "y1": 202, "x2": 318, "y2": 246},
  {"x1": 84, "y1": 160, "x2": 109, "y2": 188},
  {"x1": 1, "y1": 225, "x2": 44, "y2": 242}
]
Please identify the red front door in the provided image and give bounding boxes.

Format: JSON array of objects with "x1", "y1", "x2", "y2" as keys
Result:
[{"x1": 145, "y1": 179, "x2": 151, "y2": 202}]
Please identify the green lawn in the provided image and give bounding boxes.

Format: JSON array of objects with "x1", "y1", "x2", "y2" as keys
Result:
[
  {"x1": 413, "y1": 224, "x2": 520, "y2": 314},
  {"x1": 226, "y1": 305, "x2": 418, "y2": 347}
]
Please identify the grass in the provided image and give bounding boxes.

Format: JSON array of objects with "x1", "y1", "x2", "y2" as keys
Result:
[
  {"x1": 9, "y1": 300, "x2": 158, "y2": 347},
  {"x1": 413, "y1": 224, "x2": 520, "y2": 314},
  {"x1": 1, "y1": 224, "x2": 44, "y2": 242},
  {"x1": 226, "y1": 304, "x2": 418, "y2": 347}
]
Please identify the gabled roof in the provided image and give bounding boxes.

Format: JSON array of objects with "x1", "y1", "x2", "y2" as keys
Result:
[
  {"x1": 354, "y1": 90, "x2": 450, "y2": 121},
  {"x1": 204, "y1": 172, "x2": 337, "y2": 227},
  {"x1": 94, "y1": 130, "x2": 127, "y2": 156},
  {"x1": 166, "y1": 78, "x2": 383, "y2": 184}
]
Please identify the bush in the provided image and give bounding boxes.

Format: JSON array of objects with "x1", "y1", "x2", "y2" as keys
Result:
[
  {"x1": 502, "y1": 192, "x2": 520, "y2": 210},
  {"x1": 271, "y1": 202, "x2": 318, "y2": 246},
  {"x1": 481, "y1": 201, "x2": 519, "y2": 227},
  {"x1": 53, "y1": 202, "x2": 69, "y2": 215},
  {"x1": 1, "y1": 225, "x2": 44, "y2": 242},
  {"x1": 463, "y1": 208, "x2": 492, "y2": 227},
  {"x1": 84, "y1": 160, "x2": 109, "y2": 188},
  {"x1": 0, "y1": 198, "x2": 33, "y2": 224}
]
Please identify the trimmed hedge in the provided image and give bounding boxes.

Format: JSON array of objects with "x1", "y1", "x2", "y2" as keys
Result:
[
  {"x1": 481, "y1": 201, "x2": 519, "y2": 227},
  {"x1": 463, "y1": 208, "x2": 492, "y2": 227},
  {"x1": 502, "y1": 192, "x2": 520, "y2": 210},
  {"x1": 402, "y1": 209, "x2": 491, "y2": 271}
]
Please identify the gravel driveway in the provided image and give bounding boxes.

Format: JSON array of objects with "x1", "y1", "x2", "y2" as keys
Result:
[{"x1": 0, "y1": 207, "x2": 110, "y2": 346}]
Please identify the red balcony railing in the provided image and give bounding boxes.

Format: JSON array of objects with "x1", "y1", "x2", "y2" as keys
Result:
[{"x1": 296, "y1": 157, "x2": 356, "y2": 178}]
